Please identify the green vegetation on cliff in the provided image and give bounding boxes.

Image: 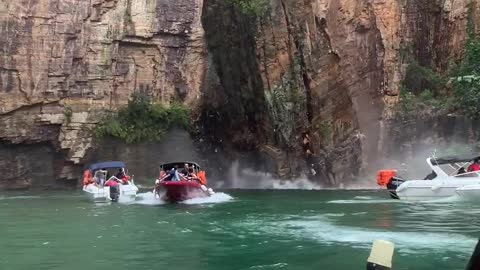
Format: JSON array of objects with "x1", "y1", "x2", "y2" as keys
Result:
[
  {"x1": 397, "y1": 30, "x2": 480, "y2": 119},
  {"x1": 94, "y1": 93, "x2": 190, "y2": 143},
  {"x1": 403, "y1": 61, "x2": 445, "y2": 96},
  {"x1": 451, "y1": 28, "x2": 480, "y2": 118},
  {"x1": 231, "y1": 0, "x2": 269, "y2": 17},
  {"x1": 397, "y1": 63, "x2": 451, "y2": 119}
]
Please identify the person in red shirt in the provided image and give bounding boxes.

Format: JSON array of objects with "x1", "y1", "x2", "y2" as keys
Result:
[{"x1": 467, "y1": 159, "x2": 480, "y2": 172}]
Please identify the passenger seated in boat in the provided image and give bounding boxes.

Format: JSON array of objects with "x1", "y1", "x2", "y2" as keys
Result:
[
  {"x1": 167, "y1": 168, "x2": 181, "y2": 181},
  {"x1": 95, "y1": 170, "x2": 107, "y2": 186},
  {"x1": 104, "y1": 178, "x2": 119, "y2": 187},
  {"x1": 83, "y1": 170, "x2": 94, "y2": 186},
  {"x1": 187, "y1": 168, "x2": 201, "y2": 183},
  {"x1": 158, "y1": 170, "x2": 167, "y2": 181},
  {"x1": 468, "y1": 159, "x2": 480, "y2": 172},
  {"x1": 116, "y1": 168, "x2": 130, "y2": 184},
  {"x1": 180, "y1": 163, "x2": 190, "y2": 176}
]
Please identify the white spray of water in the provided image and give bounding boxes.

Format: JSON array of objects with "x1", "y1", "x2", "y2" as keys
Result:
[
  {"x1": 280, "y1": 217, "x2": 477, "y2": 255},
  {"x1": 131, "y1": 191, "x2": 233, "y2": 205},
  {"x1": 224, "y1": 160, "x2": 323, "y2": 190},
  {"x1": 239, "y1": 215, "x2": 477, "y2": 255},
  {"x1": 182, "y1": 192, "x2": 234, "y2": 205},
  {"x1": 132, "y1": 191, "x2": 165, "y2": 206}
]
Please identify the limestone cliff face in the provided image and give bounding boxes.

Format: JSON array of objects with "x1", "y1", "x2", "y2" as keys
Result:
[
  {"x1": 201, "y1": 0, "x2": 480, "y2": 184},
  {"x1": 0, "y1": 0, "x2": 478, "y2": 189},
  {"x1": 0, "y1": 0, "x2": 206, "y2": 188}
]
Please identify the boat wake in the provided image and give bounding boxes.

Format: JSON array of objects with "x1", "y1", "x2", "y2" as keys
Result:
[
  {"x1": 281, "y1": 217, "x2": 477, "y2": 255},
  {"x1": 131, "y1": 191, "x2": 233, "y2": 205},
  {"x1": 327, "y1": 197, "x2": 400, "y2": 204},
  {"x1": 238, "y1": 215, "x2": 477, "y2": 255},
  {"x1": 0, "y1": 195, "x2": 44, "y2": 200},
  {"x1": 182, "y1": 192, "x2": 233, "y2": 205},
  {"x1": 130, "y1": 191, "x2": 166, "y2": 206}
]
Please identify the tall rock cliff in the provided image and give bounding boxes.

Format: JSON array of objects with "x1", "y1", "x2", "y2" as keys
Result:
[
  {"x1": 201, "y1": 0, "x2": 480, "y2": 184},
  {"x1": 0, "y1": 0, "x2": 478, "y2": 189},
  {"x1": 0, "y1": 0, "x2": 206, "y2": 188}
]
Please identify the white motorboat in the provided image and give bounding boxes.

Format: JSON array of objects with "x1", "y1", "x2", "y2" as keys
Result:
[
  {"x1": 82, "y1": 161, "x2": 139, "y2": 202},
  {"x1": 455, "y1": 184, "x2": 480, "y2": 201},
  {"x1": 380, "y1": 155, "x2": 480, "y2": 201}
]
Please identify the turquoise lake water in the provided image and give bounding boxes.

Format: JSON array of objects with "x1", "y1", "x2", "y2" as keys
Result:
[{"x1": 0, "y1": 190, "x2": 478, "y2": 270}]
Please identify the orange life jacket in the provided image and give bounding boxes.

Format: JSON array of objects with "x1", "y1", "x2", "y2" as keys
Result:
[
  {"x1": 83, "y1": 170, "x2": 93, "y2": 186},
  {"x1": 197, "y1": 171, "x2": 207, "y2": 186},
  {"x1": 376, "y1": 170, "x2": 396, "y2": 186},
  {"x1": 121, "y1": 175, "x2": 130, "y2": 184}
]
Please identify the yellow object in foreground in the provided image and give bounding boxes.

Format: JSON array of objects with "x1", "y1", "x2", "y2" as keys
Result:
[{"x1": 367, "y1": 240, "x2": 395, "y2": 268}]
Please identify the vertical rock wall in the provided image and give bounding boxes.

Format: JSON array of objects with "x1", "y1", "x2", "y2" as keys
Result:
[
  {"x1": 0, "y1": 0, "x2": 207, "y2": 188},
  {"x1": 200, "y1": 0, "x2": 480, "y2": 184}
]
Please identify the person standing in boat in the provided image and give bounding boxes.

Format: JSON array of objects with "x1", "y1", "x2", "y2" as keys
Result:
[{"x1": 468, "y1": 158, "x2": 480, "y2": 172}]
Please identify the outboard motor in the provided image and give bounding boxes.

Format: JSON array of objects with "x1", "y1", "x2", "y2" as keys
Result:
[
  {"x1": 386, "y1": 177, "x2": 405, "y2": 199},
  {"x1": 377, "y1": 170, "x2": 405, "y2": 199},
  {"x1": 109, "y1": 186, "x2": 120, "y2": 202}
]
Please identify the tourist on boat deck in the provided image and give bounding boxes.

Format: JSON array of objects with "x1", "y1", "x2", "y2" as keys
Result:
[
  {"x1": 181, "y1": 163, "x2": 190, "y2": 176},
  {"x1": 168, "y1": 168, "x2": 181, "y2": 181},
  {"x1": 158, "y1": 169, "x2": 167, "y2": 181},
  {"x1": 116, "y1": 168, "x2": 130, "y2": 184},
  {"x1": 104, "y1": 178, "x2": 119, "y2": 187},
  {"x1": 187, "y1": 168, "x2": 201, "y2": 183},
  {"x1": 83, "y1": 170, "x2": 94, "y2": 186},
  {"x1": 95, "y1": 169, "x2": 107, "y2": 186},
  {"x1": 468, "y1": 159, "x2": 480, "y2": 172}
]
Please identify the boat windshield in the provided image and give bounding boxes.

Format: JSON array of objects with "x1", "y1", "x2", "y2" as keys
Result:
[{"x1": 434, "y1": 163, "x2": 480, "y2": 177}]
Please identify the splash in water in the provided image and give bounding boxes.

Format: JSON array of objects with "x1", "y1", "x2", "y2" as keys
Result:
[
  {"x1": 132, "y1": 191, "x2": 165, "y2": 206},
  {"x1": 132, "y1": 191, "x2": 233, "y2": 205},
  {"x1": 182, "y1": 192, "x2": 234, "y2": 205}
]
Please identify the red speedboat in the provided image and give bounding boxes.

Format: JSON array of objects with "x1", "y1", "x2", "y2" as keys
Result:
[{"x1": 154, "y1": 162, "x2": 213, "y2": 203}]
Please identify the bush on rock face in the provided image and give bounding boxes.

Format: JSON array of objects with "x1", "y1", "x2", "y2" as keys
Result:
[{"x1": 94, "y1": 93, "x2": 190, "y2": 144}]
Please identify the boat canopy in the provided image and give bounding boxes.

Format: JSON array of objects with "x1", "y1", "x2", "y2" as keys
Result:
[
  {"x1": 432, "y1": 155, "x2": 480, "y2": 165},
  {"x1": 88, "y1": 161, "x2": 126, "y2": 171},
  {"x1": 160, "y1": 161, "x2": 201, "y2": 171}
]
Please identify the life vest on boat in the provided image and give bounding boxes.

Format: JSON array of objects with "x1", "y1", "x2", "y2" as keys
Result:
[
  {"x1": 83, "y1": 170, "x2": 93, "y2": 186},
  {"x1": 376, "y1": 170, "x2": 396, "y2": 186},
  {"x1": 197, "y1": 171, "x2": 207, "y2": 186},
  {"x1": 468, "y1": 163, "x2": 480, "y2": 172},
  {"x1": 120, "y1": 175, "x2": 130, "y2": 184},
  {"x1": 105, "y1": 179, "x2": 119, "y2": 187}
]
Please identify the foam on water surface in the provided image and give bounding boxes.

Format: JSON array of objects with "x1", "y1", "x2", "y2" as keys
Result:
[
  {"x1": 239, "y1": 215, "x2": 477, "y2": 255},
  {"x1": 132, "y1": 191, "x2": 166, "y2": 206},
  {"x1": 182, "y1": 192, "x2": 234, "y2": 205}
]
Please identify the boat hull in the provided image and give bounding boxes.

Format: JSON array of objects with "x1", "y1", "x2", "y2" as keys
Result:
[
  {"x1": 155, "y1": 181, "x2": 209, "y2": 203},
  {"x1": 456, "y1": 185, "x2": 480, "y2": 201},
  {"x1": 83, "y1": 183, "x2": 138, "y2": 202},
  {"x1": 396, "y1": 179, "x2": 480, "y2": 201}
]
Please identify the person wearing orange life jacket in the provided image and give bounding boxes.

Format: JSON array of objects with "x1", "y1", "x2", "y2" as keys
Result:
[
  {"x1": 116, "y1": 168, "x2": 130, "y2": 184},
  {"x1": 83, "y1": 170, "x2": 94, "y2": 186},
  {"x1": 187, "y1": 168, "x2": 201, "y2": 183},
  {"x1": 104, "y1": 178, "x2": 119, "y2": 187},
  {"x1": 197, "y1": 170, "x2": 207, "y2": 186}
]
